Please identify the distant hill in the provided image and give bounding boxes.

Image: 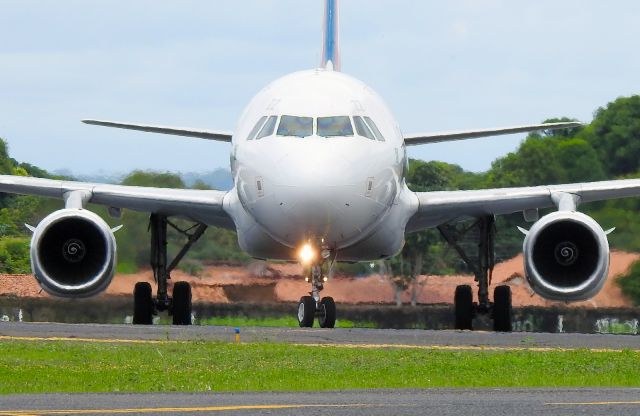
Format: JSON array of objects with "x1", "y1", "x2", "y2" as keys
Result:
[
  {"x1": 181, "y1": 169, "x2": 233, "y2": 191},
  {"x1": 54, "y1": 169, "x2": 234, "y2": 191}
]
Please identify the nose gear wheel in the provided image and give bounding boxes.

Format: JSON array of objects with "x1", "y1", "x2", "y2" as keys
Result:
[{"x1": 296, "y1": 263, "x2": 337, "y2": 328}]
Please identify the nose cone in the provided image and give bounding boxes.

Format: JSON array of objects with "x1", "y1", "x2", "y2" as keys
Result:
[{"x1": 237, "y1": 138, "x2": 397, "y2": 248}]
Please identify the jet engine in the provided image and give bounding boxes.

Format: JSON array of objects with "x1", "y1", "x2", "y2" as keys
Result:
[
  {"x1": 523, "y1": 211, "x2": 609, "y2": 301},
  {"x1": 30, "y1": 209, "x2": 117, "y2": 297}
]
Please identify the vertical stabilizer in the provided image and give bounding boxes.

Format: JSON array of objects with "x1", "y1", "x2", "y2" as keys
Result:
[{"x1": 321, "y1": 0, "x2": 340, "y2": 71}]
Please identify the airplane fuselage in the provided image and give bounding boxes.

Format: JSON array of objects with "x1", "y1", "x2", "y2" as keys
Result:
[{"x1": 224, "y1": 69, "x2": 418, "y2": 261}]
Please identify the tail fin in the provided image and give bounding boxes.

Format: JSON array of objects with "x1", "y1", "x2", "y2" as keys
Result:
[{"x1": 321, "y1": 0, "x2": 340, "y2": 71}]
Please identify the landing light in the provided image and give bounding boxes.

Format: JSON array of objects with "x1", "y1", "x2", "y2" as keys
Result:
[{"x1": 298, "y1": 243, "x2": 316, "y2": 264}]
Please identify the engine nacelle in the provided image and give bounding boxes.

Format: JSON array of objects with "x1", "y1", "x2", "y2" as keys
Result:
[
  {"x1": 523, "y1": 211, "x2": 609, "y2": 301},
  {"x1": 30, "y1": 209, "x2": 117, "y2": 297}
]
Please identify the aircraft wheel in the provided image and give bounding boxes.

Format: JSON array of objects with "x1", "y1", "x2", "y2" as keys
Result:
[
  {"x1": 172, "y1": 281, "x2": 192, "y2": 325},
  {"x1": 297, "y1": 296, "x2": 315, "y2": 328},
  {"x1": 133, "y1": 282, "x2": 153, "y2": 325},
  {"x1": 493, "y1": 285, "x2": 513, "y2": 332},
  {"x1": 318, "y1": 297, "x2": 336, "y2": 328},
  {"x1": 454, "y1": 285, "x2": 473, "y2": 330}
]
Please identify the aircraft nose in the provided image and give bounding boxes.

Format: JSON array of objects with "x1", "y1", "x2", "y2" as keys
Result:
[
  {"x1": 269, "y1": 140, "x2": 359, "y2": 187},
  {"x1": 238, "y1": 138, "x2": 395, "y2": 248}
]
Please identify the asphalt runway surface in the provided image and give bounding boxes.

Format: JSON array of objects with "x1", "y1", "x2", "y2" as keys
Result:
[
  {"x1": 0, "y1": 322, "x2": 638, "y2": 350},
  {"x1": 2, "y1": 389, "x2": 640, "y2": 415},
  {"x1": 1, "y1": 323, "x2": 639, "y2": 415}
]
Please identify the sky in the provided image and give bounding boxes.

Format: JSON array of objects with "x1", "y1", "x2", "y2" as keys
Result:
[{"x1": 1, "y1": 1, "x2": 639, "y2": 175}]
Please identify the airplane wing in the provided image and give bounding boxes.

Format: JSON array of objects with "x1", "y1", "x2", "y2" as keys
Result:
[
  {"x1": 403, "y1": 121, "x2": 582, "y2": 145},
  {"x1": 406, "y1": 179, "x2": 640, "y2": 232},
  {"x1": 82, "y1": 119, "x2": 233, "y2": 142},
  {"x1": 0, "y1": 175, "x2": 234, "y2": 229}
]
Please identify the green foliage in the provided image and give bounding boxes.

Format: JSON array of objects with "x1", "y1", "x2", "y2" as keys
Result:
[
  {"x1": 108, "y1": 171, "x2": 248, "y2": 273},
  {"x1": 488, "y1": 134, "x2": 568, "y2": 187},
  {"x1": 1, "y1": 340, "x2": 638, "y2": 393},
  {"x1": 0, "y1": 237, "x2": 30, "y2": 273},
  {"x1": 121, "y1": 170, "x2": 187, "y2": 188},
  {"x1": 617, "y1": 261, "x2": 640, "y2": 306},
  {"x1": 587, "y1": 96, "x2": 640, "y2": 177},
  {"x1": 0, "y1": 139, "x2": 15, "y2": 175},
  {"x1": 115, "y1": 262, "x2": 138, "y2": 274}
]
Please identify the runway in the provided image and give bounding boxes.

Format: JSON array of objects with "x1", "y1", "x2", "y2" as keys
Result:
[
  {"x1": 1, "y1": 323, "x2": 639, "y2": 414},
  {"x1": 0, "y1": 322, "x2": 638, "y2": 351},
  {"x1": 1, "y1": 389, "x2": 640, "y2": 415}
]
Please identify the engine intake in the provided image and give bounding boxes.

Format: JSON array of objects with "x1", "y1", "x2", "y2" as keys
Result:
[
  {"x1": 30, "y1": 209, "x2": 117, "y2": 297},
  {"x1": 523, "y1": 211, "x2": 609, "y2": 301}
]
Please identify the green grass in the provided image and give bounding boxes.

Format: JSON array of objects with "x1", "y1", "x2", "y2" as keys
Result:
[
  {"x1": 0, "y1": 340, "x2": 639, "y2": 393},
  {"x1": 194, "y1": 316, "x2": 376, "y2": 328}
]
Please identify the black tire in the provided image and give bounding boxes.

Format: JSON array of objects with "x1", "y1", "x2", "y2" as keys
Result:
[
  {"x1": 454, "y1": 285, "x2": 473, "y2": 330},
  {"x1": 493, "y1": 285, "x2": 513, "y2": 332},
  {"x1": 318, "y1": 297, "x2": 336, "y2": 328},
  {"x1": 297, "y1": 296, "x2": 316, "y2": 328},
  {"x1": 133, "y1": 282, "x2": 153, "y2": 325},
  {"x1": 172, "y1": 281, "x2": 192, "y2": 325}
]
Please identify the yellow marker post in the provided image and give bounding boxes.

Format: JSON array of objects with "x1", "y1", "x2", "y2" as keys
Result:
[{"x1": 234, "y1": 327, "x2": 240, "y2": 343}]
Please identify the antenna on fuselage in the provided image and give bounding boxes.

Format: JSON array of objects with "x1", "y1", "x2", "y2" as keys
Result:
[{"x1": 321, "y1": 0, "x2": 341, "y2": 71}]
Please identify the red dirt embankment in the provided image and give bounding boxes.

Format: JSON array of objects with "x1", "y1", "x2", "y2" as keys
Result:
[{"x1": 1, "y1": 251, "x2": 638, "y2": 307}]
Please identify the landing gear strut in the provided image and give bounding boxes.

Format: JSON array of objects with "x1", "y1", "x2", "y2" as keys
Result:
[
  {"x1": 297, "y1": 264, "x2": 336, "y2": 328},
  {"x1": 438, "y1": 215, "x2": 512, "y2": 332},
  {"x1": 132, "y1": 214, "x2": 207, "y2": 325}
]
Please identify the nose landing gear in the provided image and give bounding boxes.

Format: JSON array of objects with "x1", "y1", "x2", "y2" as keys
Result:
[{"x1": 297, "y1": 264, "x2": 336, "y2": 328}]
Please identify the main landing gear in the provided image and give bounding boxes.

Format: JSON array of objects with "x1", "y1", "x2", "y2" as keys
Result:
[
  {"x1": 438, "y1": 215, "x2": 513, "y2": 332},
  {"x1": 132, "y1": 214, "x2": 207, "y2": 326},
  {"x1": 297, "y1": 264, "x2": 336, "y2": 328}
]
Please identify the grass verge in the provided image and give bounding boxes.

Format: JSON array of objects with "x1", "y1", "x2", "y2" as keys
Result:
[{"x1": 0, "y1": 340, "x2": 638, "y2": 393}]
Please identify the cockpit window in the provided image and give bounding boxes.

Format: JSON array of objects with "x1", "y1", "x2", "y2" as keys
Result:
[
  {"x1": 277, "y1": 115, "x2": 313, "y2": 138},
  {"x1": 317, "y1": 116, "x2": 354, "y2": 137},
  {"x1": 247, "y1": 116, "x2": 267, "y2": 140},
  {"x1": 364, "y1": 116, "x2": 385, "y2": 141},
  {"x1": 255, "y1": 115, "x2": 277, "y2": 140},
  {"x1": 353, "y1": 116, "x2": 376, "y2": 140}
]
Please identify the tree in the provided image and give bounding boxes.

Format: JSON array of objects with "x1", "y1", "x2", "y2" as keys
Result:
[
  {"x1": 0, "y1": 237, "x2": 30, "y2": 274},
  {"x1": 487, "y1": 134, "x2": 567, "y2": 187},
  {"x1": 555, "y1": 138, "x2": 606, "y2": 183},
  {"x1": 617, "y1": 260, "x2": 640, "y2": 306},
  {"x1": 112, "y1": 170, "x2": 248, "y2": 273},
  {"x1": 585, "y1": 95, "x2": 640, "y2": 177}
]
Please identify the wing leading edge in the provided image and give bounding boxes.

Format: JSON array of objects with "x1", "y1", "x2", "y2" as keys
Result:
[
  {"x1": 0, "y1": 175, "x2": 234, "y2": 229},
  {"x1": 407, "y1": 179, "x2": 640, "y2": 233},
  {"x1": 82, "y1": 119, "x2": 233, "y2": 142},
  {"x1": 403, "y1": 121, "x2": 582, "y2": 146}
]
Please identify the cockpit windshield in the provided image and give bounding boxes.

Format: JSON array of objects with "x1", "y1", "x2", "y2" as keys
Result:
[
  {"x1": 317, "y1": 116, "x2": 354, "y2": 137},
  {"x1": 353, "y1": 116, "x2": 375, "y2": 140},
  {"x1": 277, "y1": 115, "x2": 313, "y2": 138},
  {"x1": 248, "y1": 114, "x2": 384, "y2": 141},
  {"x1": 364, "y1": 116, "x2": 385, "y2": 141},
  {"x1": 255, "y1": 116, "x2": 277, "y2": 140},
  {"x1": 247, "y1": 116, "x2": 267, "y2": 140}
]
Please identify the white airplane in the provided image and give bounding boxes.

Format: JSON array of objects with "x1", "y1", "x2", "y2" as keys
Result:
[{"x1": 0, "y1": 0, "x2": 637, "y2": 331}]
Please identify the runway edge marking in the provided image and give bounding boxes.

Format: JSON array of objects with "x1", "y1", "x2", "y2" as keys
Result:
[
  {"x1": 299, "y1": 342, "x2": 639, "y2": 353},
  {"x1": 547, "y1": 400, "x2": 640, "y2": 406},
  {"x1": 1, "y1": 334, "x2": 639, "y2": 353},
  {"x1": 0, "y1": 403, "x2": 374, "y2": 415}
]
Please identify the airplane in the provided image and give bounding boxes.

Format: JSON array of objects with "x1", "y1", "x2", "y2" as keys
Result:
[{"x1": 0, "y1": 0, "x2": 638, "y2": 331}]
